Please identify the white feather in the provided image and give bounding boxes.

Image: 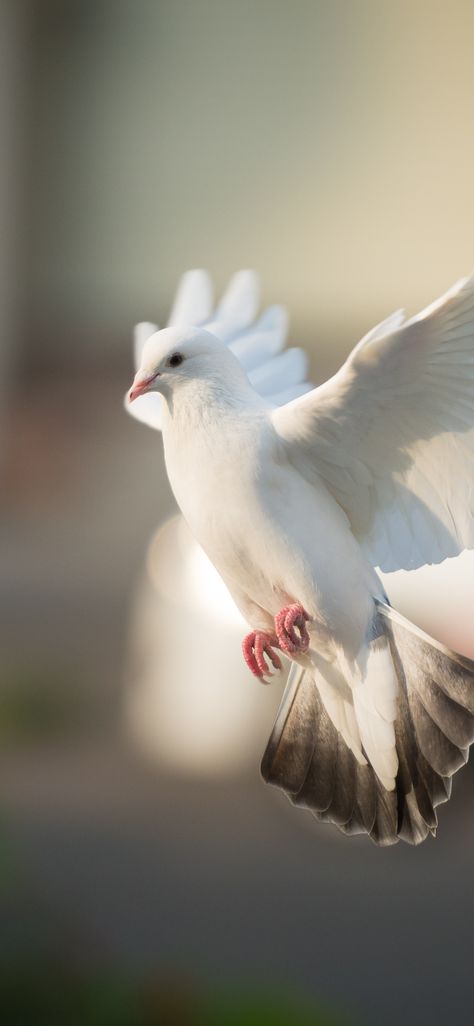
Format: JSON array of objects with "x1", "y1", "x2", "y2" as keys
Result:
[
  {"x1": 249, "y1": 348, "x2": 308, "y2": 395},
  {"x1": 228, "y1": 305, "x2": 288, "y2": 371},
  {"x1": 134, "y1": 322, "x2": 158, "y2": 372},
  {"x1": 212, "y1": 269, "x2": 259, "y2": 334},
  {"x1": 268, "y1": 383, "x2": 313, "y2": 406},
  {"x1": 273, "y1": 275, "x2": 474, "y2": 571},
  {"x1": 167, "y1": 269, "x2": 214, "y2": 327},
  {"x1": 352, "y1": 640, "x2": 399, "y2": 789},
  {"x1": 124, "y1": 390, "x2": 163, "y2": 430}
]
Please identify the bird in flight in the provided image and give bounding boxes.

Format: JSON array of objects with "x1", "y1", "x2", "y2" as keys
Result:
[{"x1": 127, "y1": 270, "x2": 474, "y2": 845}]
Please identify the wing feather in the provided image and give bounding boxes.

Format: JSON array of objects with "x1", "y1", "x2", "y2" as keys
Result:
[
  {"x1": 134, "y1": 321, "x2": 158, "y2": 371},
  {"x1": 273, "y1": 275, "x2": 474, "y2": 571},
  {"x1": 167, "y1": 269, "x2": 214, "y2": 327},
  {"x1": 249, "y1": 348, "x2": 308, "y2": 396}
]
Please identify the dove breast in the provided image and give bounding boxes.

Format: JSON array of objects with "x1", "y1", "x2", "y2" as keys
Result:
[{"x1": 161, "y1": 399, "x2": 381, "y2": 659}]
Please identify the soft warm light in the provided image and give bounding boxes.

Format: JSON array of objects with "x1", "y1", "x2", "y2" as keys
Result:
[
  {"x1": 381, "y1": 550, "x2": 474, "y2": 658},
  {"x1": 125, "y1": 515, "x2": 284, "y2": 776},
  {"x1": 186, "y1": 531, "x2": 247, "y2": 629}
]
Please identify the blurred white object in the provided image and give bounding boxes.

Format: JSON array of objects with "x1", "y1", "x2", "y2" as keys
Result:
[{"x1": 124, "y1": 515, "x2": 285, "y2": 775}]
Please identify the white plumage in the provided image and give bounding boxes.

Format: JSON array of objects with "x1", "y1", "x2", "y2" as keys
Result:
[
  {"x1": 127, "y1": 271, "x2": 474, "y2": 845},
  {"x1": 274, "y1": 276, "x2": 474, "y2": 573}
]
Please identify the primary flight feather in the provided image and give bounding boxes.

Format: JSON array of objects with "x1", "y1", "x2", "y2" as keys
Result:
[{"x1": 127, "y1": 271, "x2": 474, "y2": 845}]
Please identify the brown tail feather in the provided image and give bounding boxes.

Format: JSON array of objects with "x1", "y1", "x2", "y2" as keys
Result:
[{"x1": 261, "y1": 601, "x2": 473, "y2": 846}]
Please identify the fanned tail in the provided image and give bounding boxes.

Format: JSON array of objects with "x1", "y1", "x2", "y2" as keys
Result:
[{"x1": 261, "y1": 601, "x2": 473, "y2": 845}]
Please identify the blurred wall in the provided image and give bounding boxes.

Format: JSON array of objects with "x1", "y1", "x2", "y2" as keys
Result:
[
  {"x1": 25, "y1": 0, "x2": 474, "y2": 372},
  {"x1": 0, "y1": 1, "x2": 30, "y2": 431},
  {"x1": 2, "y1": 8, "x2": 474, "y2": 1026}
]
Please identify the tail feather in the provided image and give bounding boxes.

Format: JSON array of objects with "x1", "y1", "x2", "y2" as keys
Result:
[
  {"x1": 409, "y1": 671, "x2": 474, "y2": 749},
  {"x1": 406, "y1": 692, "x2": 468, "y2": 776},
  {"x1": 389, "y1": 618, "x2": 474, "y2": 714},
  {"x1": 385, "y1": 604, "x2": 471, "y2": 780},
  {"x1": 352, "y1": 764, "x2": 377, "y2": 834},
  {"x1": 393, "y1": 680, "x2": 436, "y2": 843},
  {"x1": 317, "y1": 736, "x2": 356, "y2": 826},
  {"x1": 261, "y1": 601, "x2": 473, "y2": 846},
  {"x1": 337, "y1": 766, "x2": 377, "y2": 837},
  {"x1": 369, "y1": 786, "x2": 399, "y2": 847},
  {"x1": 417, "y1": 751, "x2": 452, "y2": 806},
  {"x1": 288, "y1": 677, "x2": 337, "y2": 813}
]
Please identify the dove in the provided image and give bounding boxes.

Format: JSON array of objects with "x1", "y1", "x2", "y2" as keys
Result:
[{"x1": 127, "y1": 270, "x2": 474, "y2": 845}]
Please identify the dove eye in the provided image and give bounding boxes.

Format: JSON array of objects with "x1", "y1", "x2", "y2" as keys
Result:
[{"x1": 167, "y1": 352, "x2": 184, "y2": 368}]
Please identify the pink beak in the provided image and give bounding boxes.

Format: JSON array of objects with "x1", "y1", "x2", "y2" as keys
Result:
[{"x1": 128, "y1": 371, "x2": 159, "y2": 403}]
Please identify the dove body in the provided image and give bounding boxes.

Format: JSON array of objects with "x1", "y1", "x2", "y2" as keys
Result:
[{"x1": 137, "y1": 327, "x2": 381, "y2": 665}]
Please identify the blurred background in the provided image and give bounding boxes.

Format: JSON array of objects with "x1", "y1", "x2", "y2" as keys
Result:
[{"x1": 1, "y1": 1, "x2": 474, "y2": 1023}]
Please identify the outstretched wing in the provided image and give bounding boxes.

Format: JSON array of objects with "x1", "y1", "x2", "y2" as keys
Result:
[
  {"x1": 273, "y1": 276, "x2": 474, "y2": 572},
  {"x1": 127, "y1": 269, "x2": 312, "y2": 430}
]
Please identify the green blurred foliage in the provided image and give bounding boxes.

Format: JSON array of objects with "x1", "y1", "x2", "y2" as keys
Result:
[
  {"x1": 0, "y1": 965, "x2": 349, "y2": 1026},
  {"x1": 0, "y1": 669, "x2": 88, "y2": 742}
]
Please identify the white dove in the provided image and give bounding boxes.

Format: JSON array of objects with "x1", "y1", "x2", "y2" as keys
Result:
[{"x1": 127, "y1": 271, "x2": 474, "y2": 846}]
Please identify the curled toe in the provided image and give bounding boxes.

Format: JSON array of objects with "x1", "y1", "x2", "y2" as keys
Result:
[
  {"x1": 242, "y1": 630, "x2": 282, "y2": 680},
  {"x1": 275, "y1": 603, "x2": 311, "y2": 654}
]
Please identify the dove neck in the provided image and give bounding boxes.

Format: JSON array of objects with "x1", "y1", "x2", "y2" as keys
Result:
[
  {"x1": 160, "y1": 373, "x2": 264, "y2": 434},
  {"x1": 160, "y1": 373, "x2": 268, "y2": 527}
]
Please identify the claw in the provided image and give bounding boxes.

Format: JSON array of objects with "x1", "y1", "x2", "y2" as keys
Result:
[
  {"x1": 242, "y1": 630, "x2": 282, "y2": 682},
  {"x1": 275, "y1": 603, "x2": 311, "y2": 654}
]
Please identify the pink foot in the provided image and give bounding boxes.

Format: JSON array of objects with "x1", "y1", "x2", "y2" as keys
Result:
[
  {"x1": 242, "y1": 630, "x2": 283, "y2": 681},
  {"x1": 275, "y1": 603, "x2": 311, "y2": 654}
]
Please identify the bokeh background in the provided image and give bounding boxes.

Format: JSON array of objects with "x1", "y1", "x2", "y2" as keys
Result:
[{"x1": 1, "y1": 1, "x2": 474, "y2": 1023}]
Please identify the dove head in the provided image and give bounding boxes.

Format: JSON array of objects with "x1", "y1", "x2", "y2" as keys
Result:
[{"x1": 128, "y1": 326, "x2": 253, "y2": 407}]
